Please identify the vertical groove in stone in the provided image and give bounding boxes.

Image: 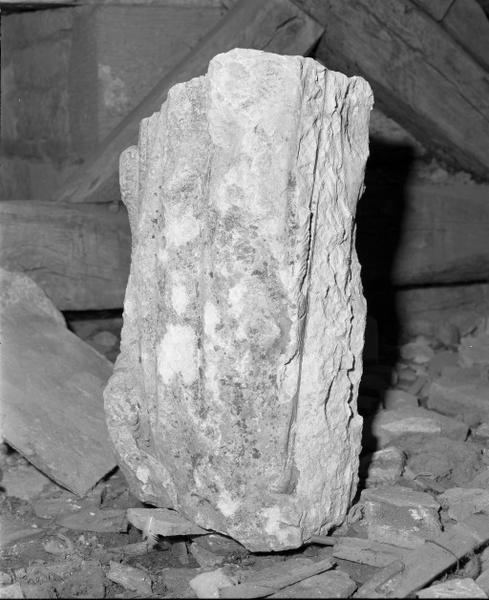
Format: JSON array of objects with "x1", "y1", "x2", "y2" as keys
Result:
[{"x1": 104, "y1": 48, "x2": 373, "y2": 551}]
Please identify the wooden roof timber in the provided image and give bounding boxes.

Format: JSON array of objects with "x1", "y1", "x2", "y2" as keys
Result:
[{"x1": 53, "y1": 0, "x2": 323, "y2": 204}]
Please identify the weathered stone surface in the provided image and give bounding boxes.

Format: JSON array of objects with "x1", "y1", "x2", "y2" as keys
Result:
[
  {"x1": 360, "y1": 485, "x2": 441, "y2": 549},
  {"x1": 0, "y1": 267, "x2": 116, "y2": 496},
  {"x1": 397, "y1": 435, "x2": 481, "y2": 487},
  {"x1": 383, "y1": 389, "x2": 419, "y2": 410},
  {"x1": 103, "y1": 48, "x2": 372, "y2": 551},
  {"x1": 477, "y1": 569, "x2": 489, "y2": 596},
  {"x1": 417, "y1": 578, "x2": 488, "y2": 599},
  {"x1": 459, "y1": 333, "x2": 489, "y2": 369},
  {"x1": 438, "y1": 488, "x2": 489, "y2": 522},
  {"x1": 428, "y1": 367, "x2": 489, "y2": 425},
  {"x1": 359, "y1": 446, "x2": 406, "y2": 487},
  {"x1": 364, "y1": 407, "x2": 469, "y2": 449}
]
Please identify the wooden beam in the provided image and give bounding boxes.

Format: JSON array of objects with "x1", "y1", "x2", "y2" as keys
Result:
[
  {"x1": 0, "y1": 0, "x2": 226, "y2": 6},
  {"x1": 294, "y1": 0, "x2": 489, "y2": 180},
  {"x1": 440, "y1": 0, "x2": 489, "y2": 71},
  {"x1": 414, "y1": 0, "x2": 489, "y2": 71},
  {"x1": 0, "y1": 201, "x2": 130, "y2": 310},
  {"x1": 357, "y1": 181, "x2": 489, "y2": 287},
  {"x1": 54, "y1": 0, "x2": 323, "y2": 204}
]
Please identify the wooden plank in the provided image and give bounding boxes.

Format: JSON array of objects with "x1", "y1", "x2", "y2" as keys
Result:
[
  {"x1": 414, "y1": 0, "x2": 489, "y2": 71},
  {"x1": 295, "y1": 0, "x2": 489, "y2": 179},
  {"x1": 357, "y1": 181, "x2": 489, "y2": 286},
  {"x1": 441, "y1": 0, "x2": 489, "y2": 71},
  {"x1": 54, "y1": 0, "x2": 323, "y2": 203},
  {"x1": 0, "y1": 268, "x2": 117, "y2": 496},
  {"x1": 0, "y1": 201, "x2": 130, "y2": 310}
]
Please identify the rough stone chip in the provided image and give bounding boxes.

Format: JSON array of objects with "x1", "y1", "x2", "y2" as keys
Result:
[
  {"x1": 104, "y1": 48, "x2": 372, "y2": 551},
  {"x1": 360, "y1": 485, "x2": 441, "y2": 549}
]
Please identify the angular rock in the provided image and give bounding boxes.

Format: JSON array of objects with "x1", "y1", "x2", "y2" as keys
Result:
[
  {"x1": 360, "y1": 485, "x2": 442, "y2": 549},
  {"x1": 189, "y1": 542, "x2": 226, "y2": 568},
  {"x1": 473, "y1": 423, "x2": 489, "y2": 441},
  {"x1": 468, "y1": 468, "x2": 489, "y2": 488},
  {"x1": 104, "y1": 48, "x2": 372, "y2": 550},
  {"x1": 417, "y1": 578, "x2": 488, "y2": 598},
  {"x1": 438, "y1": 488, "x2": 489, "y2": 522},
  {"x1": 477, "y1": 569, "x2": 489, "y2": 596},
  {"x1": 382, "y1": 389, "x2": 419, "y2": 410},
  {"x1": 364, "y1": 407, "x2": 468, "y2": 449},
  {"x1": 400, "y1": 340, "x2": 434, "y2": 364},
  {"x1": 359, "y1": 446, "x2": 406, "y2": 487},
  {"x1": 106, "y1": 561, "x2": 153, "y2": 596},
  {"x1": 398, "y1": 435, "x2": 481, "y2": 487},
  {"x1": 428, "y1": 366, "x2": 489, "y2": 425},
  {"x1": 190, "y1": 568, "x2": 235, "y2": 599},
  {"x1": 459, "y1": 333, "x2": 489, "y2": 369},
  {"x1": 426, "y1": 350, "x2": 459, "y2": 379},
  {"x1": 434, "y1": 322, "x2": 460, "y2": 348}
]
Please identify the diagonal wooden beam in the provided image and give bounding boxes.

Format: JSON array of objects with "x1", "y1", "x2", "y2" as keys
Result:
[
  {"x1": 55, "y1": 0, "x2": 323, "y2": 204},
  {"x1": 293, "y1": 0, "x2": 489, "y2": 180}
]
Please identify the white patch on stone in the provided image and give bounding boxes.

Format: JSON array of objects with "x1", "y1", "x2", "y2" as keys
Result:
[
  {"x1": 172, "y1": 283, "x2": 188, "y2": 315},
  {"x1": 158, "y1": 247, "x2": 169, "y2": 264},
  {"x1": 158, "y1": 324, "x2": 198, "y2": 386},
  {"x1": 217, "y1": 490, "x2": 240, "y2": 517},
  {"x1": 136, "y1": 465, "x2": 151, "y2": 484},
  {"x1": 228, "y1": 281, "x2": 245, "y2": 319},
  {"x1": 204, "y1": 301, "x2": 220, "y2": 336},
  {"x1": 166, "y1": 213, "x2": 200, "y2": 247},
  {"x1": 262, "y1": 506, "x2": 294, "y2": 546}
]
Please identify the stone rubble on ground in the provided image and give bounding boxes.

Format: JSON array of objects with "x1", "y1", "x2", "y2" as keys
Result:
[
  {"x1": 382, "y1": 388, "x2": 419, "y2": 410},
  {"x1": 428, "y1": 366, "x2": 489, "y2": 425},
  {"x1": 360, "y1": 485, "x2": 442, "y2": 548},
  {"x1": 416, "y1": 578, "x2": 488, "y2": 598},
  {"x1": 359, "y1": 446, "x2": 406, "y2": 487},
  {"x1": 437, "y1": 487, "x2": 489, "y2": 522},
  {"x1": 477, "y1": 569, "x2": 489, "y2": 596},
  {"x1": 365, "y1": 406, "x2": 469, "y2": 449}
]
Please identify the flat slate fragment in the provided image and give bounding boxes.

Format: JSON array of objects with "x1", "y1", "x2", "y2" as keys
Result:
[{"x1": 0, "y1": 268, "x2": 116, "y2": 496}]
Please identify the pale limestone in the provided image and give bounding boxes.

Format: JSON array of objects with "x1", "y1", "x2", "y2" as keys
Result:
[{"x1": 104, "y1": 48, "x2": 372, "y2": 551}]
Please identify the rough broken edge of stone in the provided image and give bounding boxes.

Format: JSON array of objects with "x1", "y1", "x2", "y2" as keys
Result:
[{"x1": 104, "y1": 48, "x2": 373, "y2": 551}]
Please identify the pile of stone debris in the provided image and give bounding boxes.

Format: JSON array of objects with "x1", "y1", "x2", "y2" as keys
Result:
[{"x1": 2, "y1": 310, "x2": 489, "y2": 598}]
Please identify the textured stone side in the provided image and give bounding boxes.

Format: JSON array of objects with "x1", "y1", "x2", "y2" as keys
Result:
[{"x1": 104, "y1": 48, "x2": 372, "y2": 551}]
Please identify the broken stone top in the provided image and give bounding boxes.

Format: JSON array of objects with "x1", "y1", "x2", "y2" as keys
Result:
[{"x1": 104, "y1": 48, "x2": 372, "y2": 551}]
